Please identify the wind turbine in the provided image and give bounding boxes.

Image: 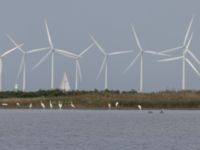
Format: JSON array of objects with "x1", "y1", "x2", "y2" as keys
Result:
[
  {"x1": 158, "y1": 16, "x2": 199, "y2": 90},
  {"x1": 6, "y1": 35, "x2": 49, "y2": 91},
  {"x1": 90, "y1": 35, "x2": 133, "y2": 90},
  {"x1": 158, "y1": 33, "x2": 200, "y2": 90},
  {"x1": 32, "y1": 20, "x2": 78, "y2": 89},
  {"x1": 124, "y1": 25, "x2": 167, "y2": 92},
  {"x1": 59, "y1": 44, "x2": 94, "y2": 90},
  {"x1": 0, "y1": 44, "x2": 23, "y2": 91}
]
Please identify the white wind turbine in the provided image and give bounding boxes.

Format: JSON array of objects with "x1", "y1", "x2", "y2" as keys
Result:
[
  {"x1": 32, "y1": 20, "x2": 78, "y2": 89},
  {"x1": 159, "y1": 33, "x2": 200, "y2": 90},
  {"x1": 124, "y1": 25, "x2": 167, "y2": 92},
  {"x1": 158, "y1": 16, "x2": 200, "y2": 90},
  {"x1": 90, "y1": 35, "x2": 133, "y2": 90},
  {"x1": 0, "y1": 44, "x2": 23, "y2": 91},
  {"x1": 59, "y1": 44, "x2": 94, "y2": 90},
  {"x1": 6, "y1": 35, "x2": 49, "y2": 91}
]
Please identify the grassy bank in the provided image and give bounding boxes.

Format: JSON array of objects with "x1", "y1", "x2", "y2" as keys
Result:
[{"x1": 0, "y1": 89, "x2": 200, "y2": 109}]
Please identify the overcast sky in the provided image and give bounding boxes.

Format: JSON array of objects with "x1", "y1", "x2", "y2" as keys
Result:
[{"x1": 0, "y1": 0, "x2": 200, "y2": 92}]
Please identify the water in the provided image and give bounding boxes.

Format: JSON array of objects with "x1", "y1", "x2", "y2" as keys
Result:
[{"x1": 0, "y1": 110, "x2": 200, "y2": 150}]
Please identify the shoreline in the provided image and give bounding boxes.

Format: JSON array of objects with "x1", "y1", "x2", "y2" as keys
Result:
[
  {"x1": 1, "y1": 90, "x2": 200, "y2": 109},
  {"x1": 0, "y1": 107, "x2": 199, "y2": 110}
]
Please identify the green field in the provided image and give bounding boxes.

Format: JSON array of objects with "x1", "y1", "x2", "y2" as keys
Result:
[{"x1": 0, "y1": 89, "x2": 200, "y2": 109}]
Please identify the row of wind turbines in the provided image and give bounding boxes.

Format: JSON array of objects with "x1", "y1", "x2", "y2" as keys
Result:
[{"x1": 0, "y1": 16, "x2": 200, "y2": 92}]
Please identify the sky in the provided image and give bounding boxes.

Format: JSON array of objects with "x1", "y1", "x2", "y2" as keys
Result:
[{"x1": 0, "y1": 0, "x2": 200, "y2": 92}]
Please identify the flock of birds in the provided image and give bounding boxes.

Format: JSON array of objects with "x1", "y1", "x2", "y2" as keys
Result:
[
  {"x1": 0, "y1": 101, "x2": 164, "y2": 113},
  {"x1": 0, "y1": 101, "x2": 76, "y2": 109}
]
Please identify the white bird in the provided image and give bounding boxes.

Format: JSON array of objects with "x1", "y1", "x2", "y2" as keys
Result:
[
  {"x1": 29, "y1": 103, "x2": 32, "y2": 109},
  {"x1": 49, "y1": 101, "x2": 53, "y2": 109},
  {"x1": 137, "y1": 105, "x2": 142, "y2": 110},
  {"x1": 16, "y1": 102, "x2": 20, "y2": 106},
  {"x1": 1, "y1": 103, "x2": 8, "y2": 106},
  {"x1": 108, "y1": 103, "x2": 111, "y2": 109},
  {"x1": 70, "y1": 102, "x2": 76, "y2": 109},
  {"x1": 40, "y1": 101, "x2": 45, "y2": 109},
  {"x1": 58, "y1": 101, "x2": 62, "y2": 109},
  {"x1": 115, "y1": 101, "x2": 119, "y2": 108}
]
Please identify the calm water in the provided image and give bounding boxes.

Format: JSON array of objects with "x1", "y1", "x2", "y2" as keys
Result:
[{"x1": 0, "y1": 110, "x2": 200, "y2": 150}]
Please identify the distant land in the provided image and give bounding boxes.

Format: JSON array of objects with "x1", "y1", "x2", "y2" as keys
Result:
[{"x1": 0, "y1": 89, "x2": 200, "y2": 109}]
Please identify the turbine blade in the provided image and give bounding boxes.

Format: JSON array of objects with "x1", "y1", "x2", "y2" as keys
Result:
[
  {"x1": 56, "y1": 51, "x2": 77, "y2": 59},
  {"x1": 77, "y1": 61, "x2": 82, "y2": 82},
  {"x1": 158, "y1": 56, "x2": 183, "y2": 62},
  {"x1": 27, "y1": 47, "x2": 50, "y2": 54},
  {"x1": 131, "y1": 24, "x2": 142, "y2": 51},
  {"x1": 184, "y1": 16, "x2": 194, "y2": 45},
  {"x1": 45, "y1": 20, "x2": 53, "y2": 48},
  {"x1": 32, "y1": 50, "x2": 52, "y2": 71},
  {"x1": 185, "y1": 32, "x2": 193, "y2": 53},
  {"x1": 55, "y1": 49, "x2": 78, "y2": 59},
  {"x1": 188, "y1": 51, "x2": 200, "y2": 65},
  {"x1": 160, "y1": 46, "x2": 184, "y2": 53},
  {"x1": 90, "y1": 34, "x2": 106, "y2": 55},
  {"x1": 17, "y1": 55, "x2": 25, "y2": 79},
  {"x1": 6, "y1": 34, "x2": 24, "y2": 53},
  {"x1": 1, "y1": 44, "x2": 23, "y2": 57},
  {"x1": 124, "y1": 52, "x2": 140, "y2": 73},
  {"x1": 186, "y1": 58, "x2": 200, "y2": 77},
  {"x1": 108, "y1": 50, "x2": 133, "y2": 56},
  {"x1": 97, "y1": 57, "x2": 107, "y2": 79},
  {"x1": 79, "y1": 43, "x2": 94, "y2": 57},
  {"x1": 144, "y1": 50, "x2": 169, "y2": 56}
]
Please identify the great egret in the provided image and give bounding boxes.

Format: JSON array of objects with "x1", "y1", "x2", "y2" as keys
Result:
[
  {"x1": 16, "y1": 102, "x2": 20, "y2": 107},
  {"x1": 138, "y1": 105, "x2": 142, "y2": 110},
  {"x1": 49, "y1": 101, "x2": 53, "y2": 109},
  {"x1": 58, "y1": 101, "x2": 62, "y2": 109},
  {"x1": 1, "y1": 103, "x2": 8, "y2": 106},
  {"x1": 40, "y1": 101, "x2": 45, "y2": 109},
  {"x1": 70, "y1": 102, "x2": 76, "y2": 109},
  {"x1": 29, "y1": 103, "x2": 32, "y2": 109},
  {"x1": 115, "y1": 101, "x2": 119, "y2": 108},
  {"x1": 108, "y1": 103, "x2": 111, "y2": 109}
]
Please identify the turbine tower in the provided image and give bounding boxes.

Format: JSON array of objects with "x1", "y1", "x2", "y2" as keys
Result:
[
  {"x1": 0, "y1": 44, "x2": 23, "y2": 91},
  {"x1": 124, "y1": 25, "x2": 167, "y2": 92},
  {"x1": 159, "y1": 33, "x2": 200, "y2": 90},
  {"x1": 6, "y1": 35, "x2": 49, "y2": 91},
  {"x1": 32, "y1": 20, "x2": 78, "y2": 89},
  {"x1": 60, "y1": 44, "x2": 94, "y2": 90},
  {"x1": 90, "y1": 35, "x2": 133, "y2": 90}
]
